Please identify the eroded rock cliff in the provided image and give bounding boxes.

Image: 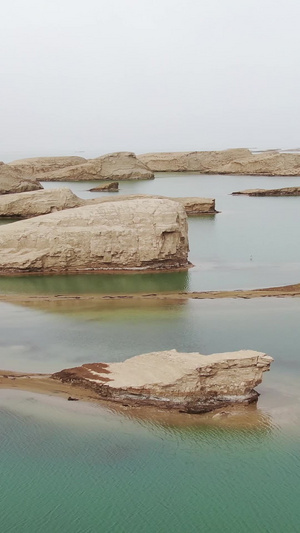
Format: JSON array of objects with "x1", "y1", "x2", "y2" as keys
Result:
[
  {"x1": 0, "y1": 198, "x2": 189, "y2": 273},
  {"x1": 52, "y1": 349, "x2": 273, "y2": 413}
]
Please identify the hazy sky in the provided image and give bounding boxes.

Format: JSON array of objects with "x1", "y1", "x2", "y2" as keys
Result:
[{"x1": 1, "y1": 0, "x2": 300, "y2": 156}]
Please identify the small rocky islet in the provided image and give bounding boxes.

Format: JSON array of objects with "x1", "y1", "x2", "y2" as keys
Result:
[{"x1": 2, "y1": 147, "x2": 298, "y2": 414}]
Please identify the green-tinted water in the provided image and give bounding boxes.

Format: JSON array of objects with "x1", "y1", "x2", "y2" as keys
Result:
[{"x1": 1, "y1": 173, "x2": 300, "y2": 531}]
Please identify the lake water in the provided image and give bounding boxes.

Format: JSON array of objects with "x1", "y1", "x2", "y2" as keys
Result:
[{"x1": 1, "y1": 172, "x2": 300, "y2": 532}]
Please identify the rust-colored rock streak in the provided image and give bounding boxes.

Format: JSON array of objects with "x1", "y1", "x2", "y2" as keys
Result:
[{"x1": 52, "y1": 349, "x2": 273, "y2": 414}]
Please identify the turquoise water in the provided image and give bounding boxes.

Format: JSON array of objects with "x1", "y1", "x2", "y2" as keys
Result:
[
  {"x1": 1, "y1": 173, "x2": 300, "y2": 294},
  {"x1": 1, "y1": 173, "x2": 300, "y2": 531},
  {"x1": 0, "y1": 297, "x2": 300, "y2": 532}
]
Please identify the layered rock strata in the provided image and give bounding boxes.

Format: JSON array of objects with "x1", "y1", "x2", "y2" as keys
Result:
[
  {"x1": 0, "y1": 198, "x2": 189, "y2": 273},
  {"x1": 139, "y1": 150, "x2": 300, "y2": 176},
  {"x1": 52, "y1": 349, "x2": 273, "y2": 413},
  {"x1": 232, "y1": 187, "x2": 300, "y2": 196},
  {"x1": 0, "y1": 163, "x2": 43, "y2": 194}
]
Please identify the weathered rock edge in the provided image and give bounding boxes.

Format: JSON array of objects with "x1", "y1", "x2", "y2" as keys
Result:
[
  {"x1": 52, "y1": 349, "x2": 273, "y2": 414},
  {"x1": 232, "y1": 186, "x2": 300, "y2": 196},
  {"x1": 0, "y1": 198, "x2": 189, "y2": 274}
]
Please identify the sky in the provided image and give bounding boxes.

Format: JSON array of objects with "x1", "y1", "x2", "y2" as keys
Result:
[{"x1": 1, "y1": 0, "x2": 300, "y2": 157}]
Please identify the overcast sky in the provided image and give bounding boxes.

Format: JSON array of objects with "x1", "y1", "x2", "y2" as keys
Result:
[{"x1": 1, "y1": 0, "x2": 300, "y2": 157}]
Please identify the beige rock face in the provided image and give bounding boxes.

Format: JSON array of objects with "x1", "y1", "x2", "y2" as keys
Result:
[
  {"x1": 89, "y1": 182, "x2": 119, "y2": 192},
  {"x1": 232, "y1": 186, "x2": 300, "y2": 196},
  {"x1": 8, "y1": 156, "x2": 87, "y2": 177},
  {"x1": 0, "y1": 198, "x2": 189, "y2": 273},
  {"x1": 52, "y1": 349, "x2": 273, "y2": 413},
  {"x1": 139, "y1": 149, "x2": 300, "y2": 176},
  {"x1": 138, "y1": 149, "x2": 251, "y2": 172},
  {"x1": 220, "y1": 152, "x2": 300, "y2": 176},
  {"x1": 87, "y1": 194, "x2": 217, "y2": 215},
  {"x1": 0, "y1": 162, "x2": 43, "y2": 194},
  {"x1": 38, "y1": 152, "x2": 154, "y2": 181},
  {"x1": 0, "y1": 188, "x2": 89, "y2": 218}
]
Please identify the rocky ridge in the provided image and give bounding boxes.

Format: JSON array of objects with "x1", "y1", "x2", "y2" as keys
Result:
[{"x1": 138, "y1": 149, "x2": 300, "y2": 176}]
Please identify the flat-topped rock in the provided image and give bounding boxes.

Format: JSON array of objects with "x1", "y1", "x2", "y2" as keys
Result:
[
  {"x1": 0, "y1": 162, "x2": 43, "y2": 194},
  {"x1": 86, "y1": 194, "x2": 217, "y2": 215},
  {"x1": 89, "y1": 182, "x2": 119, "y2": 192},
  {"x1": 232, "y1": 186, "x2": 300, "y2": 196},
  {"x1": 0, "y1": 198, "x2": 188, "y2": 273},
  {"x1": 8, "y1": 156, "x2": 86, "y2": 177},
  {"x1": 0, "y1": 188, "x2": 89, "y2": 218},
  {"x1": 39, "y1": 152, "x2": 154, "y2": 181},
  {"x1": 52, "y1": 349, "x2": 273, "y2": 413}
]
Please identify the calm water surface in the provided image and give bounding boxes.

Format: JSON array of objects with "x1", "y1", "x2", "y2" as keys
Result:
[
  {"x1": 1, "y1": 173, "x2": 300, "y2": 293},
  {"x1": 0, "y1": 171, "x2": 300, "y2": 531}
]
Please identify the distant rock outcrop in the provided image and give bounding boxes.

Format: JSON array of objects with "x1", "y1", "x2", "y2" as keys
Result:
[
  {"x1": 0, "y1": 198, "x2": 189, "y2": 273},
  {"x1": 139, "y1": 149, "x2": 300, "y2": 176},
  {"x1": 232, "y1": 186, "x2": 300, "y2": 196},
  {"x1": 35, "y1": 152, "x2": 154, "y2": 181},
  {"x1": 52, "y1": 349, "x2": 273, "y2": 413},
  {"x1": 0, "y1": 162, "x2": 43, "y2": 195},
  {"x1": 8, "y1": 156, "x2": 86, "y2": 177},
  {"x1": 138, "y1": 149, "x2": 251, "y2": 172}
]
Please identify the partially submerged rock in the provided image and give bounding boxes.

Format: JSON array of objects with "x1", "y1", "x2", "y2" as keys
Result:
[
  {"x1": 38, "y1": 152, "x2": 154, "y2": 181},
  {"x1": 8, "y1": 156, "x2": 87, "y2": 177},
  {"x1": 0, "y1": 163, "x2": 43, "y2": 194},
  {"x1": 89, "y1": 182, "x2": 119, "y2": 192},
  {"x1": 0, "y1": 198, "x2": 189, "y2": 273},
  {"x1": 0, "y1": 188, "x2": 88, "y2": 218},
  {"x1": 232, "y1": 186, "x2": 300, "y2": 196},
  {"x1": 52, "y1": 349, "x2": 273, "y2": 413}
]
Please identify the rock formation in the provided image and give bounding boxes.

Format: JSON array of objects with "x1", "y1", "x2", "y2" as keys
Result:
[
  {"x1": 89, "y1": 182, "x2": 119, "y2": 192},
  {"x1": 30, "y1": 152, "x2": 154, "y2": 181},
  {"x1": 138, "y1": 149, "x2": 300, "y2": 176},
  {"x1": 0, "y1": 188, "x2": 89, "y2": 218},
  {"x1": 8, "y1": 156, "x2": 86, "y2": 177},
  {"x1": 138, "y1": 149, "x2": 251, "y2": 172},
  {"x1": 0, "y1": 198, "x2": 189, "y2": 273},
  {"x1": 232, "y1": 186, "x2": 300, "y2": 196},
  {"x1": 87, "y1": 194, "x2": 217, "y2": 215},
  {"x1": 52, "y1": 349, "x2": 273, "y2": 413},
  {"x1": 0, "y1": 162, "x2": 43, "y2": 194}
]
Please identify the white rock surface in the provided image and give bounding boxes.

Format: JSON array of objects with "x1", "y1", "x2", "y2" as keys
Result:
[{"x1": 0, "y1": 198, "x2": 189, "y2": 273}]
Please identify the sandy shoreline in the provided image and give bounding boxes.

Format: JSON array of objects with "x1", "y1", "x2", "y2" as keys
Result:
[{"x1": 0, "y1": 282, "x2": 300, "y2": 305}]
